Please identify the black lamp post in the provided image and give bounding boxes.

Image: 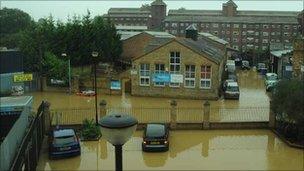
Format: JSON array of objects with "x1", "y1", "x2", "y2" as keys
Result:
[
  {"x1": 98, "y1": 114, "x2": 138, "y2": 171},
  {"x1": 92, "y1": 51, "x2": 99, "y2": 125}
]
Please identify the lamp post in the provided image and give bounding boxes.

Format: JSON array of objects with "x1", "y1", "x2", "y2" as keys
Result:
[
  {"x1": 98, "y1": 114, "x2": 138, "y2": 171},
  {"x1": 92, "y1": 51, "x2": 99, "y2": 125},
  {"x1": 62, "y1": 53, "x2": 71, "y2": 94}
]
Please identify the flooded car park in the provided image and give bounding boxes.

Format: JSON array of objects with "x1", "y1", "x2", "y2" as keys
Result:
[{"x1": 37, "y1": 130, "x2": 304, "y2": 170}]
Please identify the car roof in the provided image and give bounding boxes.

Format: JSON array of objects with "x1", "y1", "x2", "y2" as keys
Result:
[
  {"x1": 54, "y1": 129, "x2": 75, "y2": 137},
  {"x1": 266, "y1": 73, "x2": 277, "y2": 77},
  {"x1": 225, "y1": 79, "x2": 235, "y2": 82},
  {"x1": 227, "y1": 82, "x2": 238, "y2": 87}
]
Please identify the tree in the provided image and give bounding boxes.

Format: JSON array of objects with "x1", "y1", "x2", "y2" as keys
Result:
[
  {"x1": 140, "y1": 4, "x2": 151, "y2": 11},
  {"x1": 0, "y1": 8, "x2": 34, "y2": 48},
  {"x1": 271, "y1": 79, "x2": 304, "y2": 141}
]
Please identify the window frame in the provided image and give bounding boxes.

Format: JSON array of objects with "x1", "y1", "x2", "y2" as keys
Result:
[
  {"x1": 169, "y1": 51, "x2": 181, "y2": 87},
  {"x1": 184, "y1": 65, "x2": 196, "y2": 88},
  {"x1": 200, "y1": 65, "x2": 212, "y2": 89},
  {"x1": 154, "y1": 63, "x2": 166, "y2": 87},
  {"x1": 139, "y1": 63, "x2": 150, "y2": 86}
]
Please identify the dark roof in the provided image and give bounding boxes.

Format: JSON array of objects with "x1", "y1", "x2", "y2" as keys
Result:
[
  {"x1": 164, "y1": 15, "x2": 298, "y2": 24},
  {"x1": 176, "y1": 38, "x2": 224, "y2": 63},
  {"x1": 168, "y1": 9, "x2": 299, "y2": 18},
  {"x1": 223, "y1": 0, "x2": 238, "y2": 8},
  {"x1": 144, "y1": 37, "x2": 174, "y2": 53},
  {"x1": 103, "y1": 14, "x2": 151, "y2": 18},
  {"x1": 151, "y1": 0, "x2": 166, "y2": 6},
  {"x1": 108, "y1": 8, "x2": 150, "y2": 14}
]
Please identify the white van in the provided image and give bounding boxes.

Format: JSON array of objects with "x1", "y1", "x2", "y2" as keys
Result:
[{"x1": 225, "y1": 60, "x2": 236, "y2": 73}]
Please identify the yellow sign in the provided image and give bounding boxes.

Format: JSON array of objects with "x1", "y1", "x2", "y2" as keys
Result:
[{"x1": 13, "y1": 74, "x2": 33, "y2": 82}]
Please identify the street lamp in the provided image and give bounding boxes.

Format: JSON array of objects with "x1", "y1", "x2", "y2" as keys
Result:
[
  {"x1": 62, "y1": 53, "x2": 71, "y2": 94},
  {"x1": 92, "y1": 51, "x2": 99, "y2": 125},
  {"x1": 98, "y1": 114, "x2": 138, "y2": 171}
]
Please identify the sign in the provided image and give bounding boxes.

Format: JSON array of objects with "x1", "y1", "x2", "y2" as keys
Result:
[
  {"x1": 170, "y1": 74, "x2": 183, "y2": 83},
  {"x1": 110, "y1": 80, "x2": 121, "y2": 90},
  {"x1": 13, "y1": 73, "x2": 33, "y2": 82},
  {"x1": 130, "y1": 70, "x2": 137, "y2": 75},
  {"x1": 285, "y1": 66, "x2": 293, "y2": 71},
  {"x1": 152, "y1": 73, "x2": 171, "y2": 83}
]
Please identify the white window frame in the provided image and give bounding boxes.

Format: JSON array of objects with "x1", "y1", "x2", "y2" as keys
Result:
[
  {"x1": 233, "y1": 24, "x2": 239, "y2": 28},
  {"x1": 200, "y1": 66, "x2": 212, "y2": 89},
  {"x1": 139, "y1": 64, "x2": 150, "y2": 86},
  {"x1": 184, "y1": 65, "x2": 195, "y2": 88},
  {"x1": 169, "y1": 51, "x2": 181, "y2": 87},
  {"x1": 154, "y1": 64, "x2": 165, "y2": 87},
  {"x1": 213, "y1": 23, "x2": 219, "y2": 28}
]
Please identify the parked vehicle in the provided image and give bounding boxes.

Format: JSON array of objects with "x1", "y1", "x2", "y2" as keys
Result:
[
  {"x1": 265, "y1": 73, "x2": 279, "y2": 91},
  {"x1": 228, "y1": 73, "x2": 238, "y2": 82},
  {"x1": 225, "y1": 60, "x2": 236, "y2": 73},
  {"x1": 49, "y1": 129, "x2": 81, "y2": 159},
  {"x1": 142, "y1": 123, "x2": 169, "y2": 152},
  {"x1": 241, "y1": 60, "x2": 250, "y2": 70},
  {"x1": 222, "y1": 79, "x2": 235, "y2": 92},
  {"x1": 257, "y1": 63, "x2": 266, "y2": 72},
  {"x1": 224, "y1": 82, "x2": 240, "y2": 100}
]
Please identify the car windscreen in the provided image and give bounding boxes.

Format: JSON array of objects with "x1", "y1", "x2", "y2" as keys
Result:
[
  {"x1": 227, "y1": 86, "x2": 239, "y2": 92},
  {"x1": 146, "y1": 125, "x2": 165, "y2": 138},
  {"x1": 55, "y1": 136, "x2": 75, "y2": 145},
  {"x1": 266, "y1": 75, "x2": 277, "y2": 80}
]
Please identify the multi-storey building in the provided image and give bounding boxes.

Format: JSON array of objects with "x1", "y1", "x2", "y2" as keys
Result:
[
  {"x1": 164, "y1": 0, "x2": 301, "y2": 52},
  {"x1": 103, "y1": 0, "x2": 166, "y2": 30}
]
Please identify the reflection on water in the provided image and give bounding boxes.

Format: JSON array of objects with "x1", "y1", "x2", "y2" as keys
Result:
[
  {"x1": 37, "y1": 130, "x2": 304, "y2": 171},
  {"x1": 29, "y1": 69, "x2": 269, "y2": 110}
]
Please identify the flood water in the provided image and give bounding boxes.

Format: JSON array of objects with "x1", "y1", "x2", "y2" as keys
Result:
[
  {"x1": 37, "y1": 130, "x2": 304, "y2": 170},
  {"x1": 29, "y1": 69, "x2": 269, "y2": 110}
]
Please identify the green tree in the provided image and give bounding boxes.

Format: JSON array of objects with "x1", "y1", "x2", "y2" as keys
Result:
[{"x1": 271, "y1": 79, "x2": 304, "y2": 141}]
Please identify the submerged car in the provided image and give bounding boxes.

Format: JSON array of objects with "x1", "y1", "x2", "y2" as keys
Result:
[
  {"x1": 49, "y1": 129, "x2": 81, "y2": 159},
  {"x1": 142, "y1": 123, "x2": 169, "y2": 152},
  {"x1": 222, "y1": 79, "x2": 235, "y2": 92},
  {"x1": 241, "y1": 60, "x2": 250, "y2": 70},
  {"x1": 257, "y1": 63, "x2": 266, "y2": 72},
  {"x1": 224, "y1": 82, "x2": 240, "y2": 100},
  {"x1": 265, "y1": 73, "x2": 278, "y2": 91}
]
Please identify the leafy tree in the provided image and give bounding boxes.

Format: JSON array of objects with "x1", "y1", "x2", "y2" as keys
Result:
[
  {"x1": 271, "y1": 79, "x2": 304, "y2": 141},
  {"x1": 42, "y1": 52, "x2": 68, "y2": 81}
]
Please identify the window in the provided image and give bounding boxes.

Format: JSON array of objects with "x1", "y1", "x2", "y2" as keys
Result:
[
  {"x1": 227, "y1": 24, "x2": 230, "y2": 27},
  {"x1": 233, "y1": 24, "x2": 239, "y2": 28},
  {"x1": 262, "y1": 32, "x2": 269, "y2": 36},
  {"x1": 165, "y1": 23, "x2": 169, "y2": 27},
  {"x1": 242, "y1": 24, "x2": 247, "y2": 29},
  {"x1": 170, "y1": 52, "x2": 181, "y2": 87},
  {"x1": 184, "y1": 65, "x2": 195, "y2": 88},
  {"x1": 140, "y1": 64, "x2": 150, "y2": 86},
  {"x1": 180, "y1": 30, "x2": 184, "y2": 34},
  {"x1": 180, "y1": 23, "x2": 184, "y2": 27},
  {"x1": 206, "y1": 24, "x2": 209, "y2": 28},
  {"x1": 284, "y1": 32, "x2": 289, "y2": 36},
  {"x1": 201, "y1": 23, "x2": 205, "y2": 27},
  {"x1": 226, "y1": 31, "x2": 230, "y2": 34},
  {"x1": 233, "y1": 38, "x2": 238, "y2": 42},
  {"x1": 120, "y1": 18, "x2": 124, "y2": 21},
  {"x1": 255, "y1": 24, "x2": 260, "y2": 29},
  {"x1": 271, "y1": 32, "x2": 275, "y2": 36},
  {"x1": 233, "y1": 31, "x2": 239, "y2": 35},
  {"x1": 262, "y1": 39, "x2": 268, "y2": 43},
  {"x1": 242, "y1": 31, "x2": 246, "y2": 36},
  {"x1": 213, "y1": 23, "x2": 219, "y2": 28},
  {"x1": 284, "y1": 25, "x2": 290, "y2": 29},
  {"x1": 263, "y1": 25, "x2": 269, "y2": 29},
  {"x1": 171, "y1": 30, "x2": 177, "y2": 34},
  {"x1": 126, "y1": 18, "x2": 130, "y2": 21},
  {"x1": 233, "y1": 45, "x2": 239, "y2": 50},
  {"x1": 172, "y1": 23, "x2": 178, "y2": 27},
  {"x1": 213, "y1": 31, "x2": 218, "y2": 35},
  {"x1": 154, "y1": 64, "x2": 165, "y2": 86},
  {"x1": 255, "y1": 32, "x2": 259, "y2": 36},
  {"x1": 262, "y1": 46, "x2": 267, "y2": 50},
  {"x1": 200, "y1": 66, "x2": 211, "y2": 89}
]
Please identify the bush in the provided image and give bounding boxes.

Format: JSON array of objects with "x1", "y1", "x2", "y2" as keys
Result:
[{"x1": 81, "y1": 119, "x2": 101, "y2": 140}]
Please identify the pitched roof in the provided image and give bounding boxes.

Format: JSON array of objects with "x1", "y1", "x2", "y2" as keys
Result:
[
  {"x1": 151, "y1": 0, "x2": 166, "y2": 6},
  {"x1": 198, "y1": 32, "x2": 229, "y2": 45},
  {"x1": 186, "y1": 24, "x2": 197, "y2": 30},
  {"x1": 133, "y1": 37, "x2": 224, "y2": 64},
  {"x1": 223, "y1": 0, "x2": 238, "y2": 8},
  {"x1": 119, "y1": 30, "x2": 175, "y2": 41},
  {"x1": 164, "y1": 15, "x2": 298, "y2": 24},
  {"x1": 108, "y1": 8, "x2": 150, "y2": 14}
]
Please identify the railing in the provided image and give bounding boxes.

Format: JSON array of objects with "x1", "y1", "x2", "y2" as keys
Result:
[
  {"x1": 210, "y1": 107, "x2": 269, "y2": 122},
  {"x1": 177, "y1": 108, "x2": 203, "y2": 123},
  {"x1": 107, "y1": 107, "x2": 171, "y2": 123},
  {"x1": 50, "y1": 108, "x2": 95, "y2": 125}
]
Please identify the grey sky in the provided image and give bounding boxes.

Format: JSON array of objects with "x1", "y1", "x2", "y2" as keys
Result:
[{"x1": 1, "y1": 1, "x2": 303, "y2": 22}]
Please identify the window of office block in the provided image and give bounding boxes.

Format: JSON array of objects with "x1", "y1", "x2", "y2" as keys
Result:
[
  {"x1": 185, "y1": 65, "x2": 195, "y2": 88},
  {"x1": 170, "y1": 52, "x2": 181, "y2": 87},
  {"x1": 200, "y1": 66, "x2": 211, "y2": 89},
  {"x1": 154, "y1": 64, "x2": 165, "y2": 87},
  {"x1": 140, "y1": 64, "x2": 150, "y2": 86}
]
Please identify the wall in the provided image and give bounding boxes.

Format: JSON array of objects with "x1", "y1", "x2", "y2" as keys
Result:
[
  {"x1": 131, "y1": 40, "x2": 220, "y2": 99},
  {"x1": 0, "y1": 72, "x2": 24, "y2": 96}
]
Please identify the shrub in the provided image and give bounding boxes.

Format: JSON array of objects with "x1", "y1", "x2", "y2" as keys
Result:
[{"x1": 81, "y1": 119, "x2": 101, "y2": 140}]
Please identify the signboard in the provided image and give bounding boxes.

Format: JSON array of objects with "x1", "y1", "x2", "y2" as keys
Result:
[
  {"x1": 110, "y1": 80, "x2": 121, "y2": 90},
  {"x1": 13, "y1": 73, "x2": 33, "y2": 82},
  {"x1": 170, "y1": 74, "x2": 183, "y2": 83},
  {"x1": 152, "y1": 73, "x2": 171, "y2": 83},
  {"x1": 285, "y1": 66, "x2": 293, "y2": 71}
]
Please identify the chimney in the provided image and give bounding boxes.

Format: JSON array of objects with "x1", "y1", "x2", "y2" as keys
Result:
[{"x1": 185, "y1": 24, "x2": 198, "y2": 41}]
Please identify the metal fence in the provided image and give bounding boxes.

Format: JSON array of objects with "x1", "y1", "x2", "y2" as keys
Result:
[
  {"x1": 9, "y1": 101, "x2": 46, "y2": 171},
  {"x1": 50, "y1": 108, "x2": 95, "y2": 125},
  {"x1": 177, "y1": 108, "x2": 203, "y2": 123},
  {"x1": 210, "y1": 107, "x2": 269, "y2": 122}
]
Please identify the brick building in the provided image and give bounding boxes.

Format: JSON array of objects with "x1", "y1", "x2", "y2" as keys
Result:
[
  {"x1": 129, "y1": 27, "x2": 226, "y2": 99},
  {"x1": 103, "y1": 0, "x2": 166, "y2": 30},
  {"x1": 164, "y1": 0, "x2": 301, "y2": 52}
]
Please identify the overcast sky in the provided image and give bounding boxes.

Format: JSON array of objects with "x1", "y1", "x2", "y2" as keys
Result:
[{"x1": 1, "y1": 0, "x2": 303, "y2": 22}]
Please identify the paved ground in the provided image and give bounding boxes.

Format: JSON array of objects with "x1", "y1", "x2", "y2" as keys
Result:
[{"x1": 37, "y1": 130, "x2": 304, "y2": 170}]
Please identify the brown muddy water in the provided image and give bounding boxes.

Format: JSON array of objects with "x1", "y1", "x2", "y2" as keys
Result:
[
  {"x1": 29, "y1": 69, "x2": 269, "y2": 110},
  {"x1": 37, "y1": 130, "x2": 304, "y2": 170}
]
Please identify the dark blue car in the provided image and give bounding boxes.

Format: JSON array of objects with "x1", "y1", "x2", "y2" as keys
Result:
[
  {"x1": 49, "y1": 129, "x2": 81, "y2": 159},
  {"x1": 142, "y1": 123, "x2": 169, "y2": 152}
]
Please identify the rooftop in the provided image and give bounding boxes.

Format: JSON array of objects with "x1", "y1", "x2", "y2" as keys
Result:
[
  {"x1": 0, "y1": 96, "x2": 33, "y2": 112},
  {"x1": 118, "y1": 30, "x2": 175, "y2": 40},
  {"x1": 115, "y1": 25, "x2": 148, "y2": 31},
  {"x1": 271, "y1": 49, "x2": 293, "y2": 58},
  {"x1": 164, "y1": 15, "x2": 298, "y2": 24},
  {"x1": 198, "y1": 32, "x2": 229, "y2": 45},
  {"x1": 108, "y1": 8, "x2": 150, "y2": 14}
]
